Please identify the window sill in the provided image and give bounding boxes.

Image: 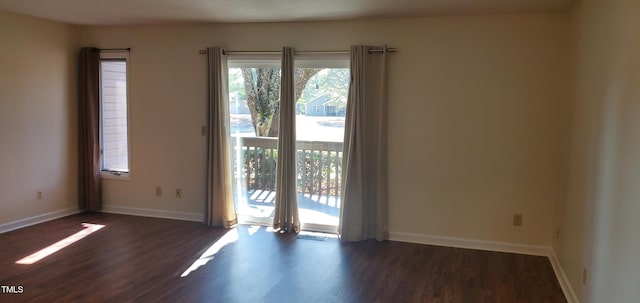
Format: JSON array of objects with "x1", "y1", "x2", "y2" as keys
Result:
[{"x1": 101, "y1": 171, "x2": 131, "y2": 181}]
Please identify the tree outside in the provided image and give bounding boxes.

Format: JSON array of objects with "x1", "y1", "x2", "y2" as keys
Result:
[{"x1": 229, "y1": 68, "x2": 349, "y2": 138}]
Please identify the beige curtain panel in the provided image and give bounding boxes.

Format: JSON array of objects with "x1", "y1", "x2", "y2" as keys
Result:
[
  {"x1": 206, "y1": 47, "x2": 238, "y2": 228},
  {"x1": 273, "y1": 47, "x2": 301, "y2": 233},
  {"x1": 339, "y1": 45, "x2": 389, "y2": 241},
  {"x1": 78, "y1": 47, "x2": 102, "y2": 212}
]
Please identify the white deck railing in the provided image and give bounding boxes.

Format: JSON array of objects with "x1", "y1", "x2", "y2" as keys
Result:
[{"x1": 231, "y1": 136, "x2": 343, "y2": 200}]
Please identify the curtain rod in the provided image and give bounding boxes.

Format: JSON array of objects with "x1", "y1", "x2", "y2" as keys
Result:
[
  {"x1": 197, "y1": 47, "x2": 397, "y2": 55},
  {"x1": 367, "y1": 47, "x2": 397, "y2": 54}
]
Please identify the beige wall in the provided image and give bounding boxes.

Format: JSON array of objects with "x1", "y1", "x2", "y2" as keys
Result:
[
  {"x1": 555, "y1": 0, "x2": 640, "y2": 301},
  {"x1": 82, "y1": 13, "x2": 570, "y2": 246},
  {"x1": 0, "y1": 11, "x2": 80, "y2": 224}
]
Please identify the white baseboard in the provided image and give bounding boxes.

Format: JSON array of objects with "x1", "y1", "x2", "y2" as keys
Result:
[
  {"x1": 0, "y1": 207, "x2": 80, "y2": 234},
  {"x1": 549, "y1": 249, "x2": 579, "y2": 303},
  {"x1": 101, "y1": 204, "x2": 203, "y2": 222},
  {"x1": 389, "y1": 231, "x2": 551, "y2": 256}
]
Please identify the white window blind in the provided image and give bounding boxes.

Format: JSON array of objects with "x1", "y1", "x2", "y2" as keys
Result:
[{"x1": 100, "y1": 59, "x2": 129, "y2": 173}]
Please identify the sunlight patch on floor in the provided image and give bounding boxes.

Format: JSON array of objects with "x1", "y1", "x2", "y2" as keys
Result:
[
  {"x1": 180, "y1": 228, "x2": 239, "y2": 278},
  {"x1": 15, "y1": 223, "x2": 105, "y2": 265},
  {"x1": 298, "y1": 208, "x2": 339, "y2": 226},
  {"x1": 298, "y1": 230, "x2": 339, "y2": 239},
  {"x1": 247, "y1": 225, "x2": 263, "y2": 235}
]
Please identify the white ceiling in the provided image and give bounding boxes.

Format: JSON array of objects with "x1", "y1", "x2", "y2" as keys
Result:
[{"x1": 0, "y1": 0, "x2": 576, "y2": 25}]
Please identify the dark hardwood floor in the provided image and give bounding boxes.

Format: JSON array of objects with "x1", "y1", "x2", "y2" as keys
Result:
[{"x1": 0, "y1": 213, "x2": 566, "y2": 303}]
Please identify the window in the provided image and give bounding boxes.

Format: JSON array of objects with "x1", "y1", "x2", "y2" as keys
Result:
[
  {"x1": 312, "y1": 105, "x2": 321, "y2": 113},
  {"x1": 99, "y1": 52, "x2": 130, "y2": 178}
]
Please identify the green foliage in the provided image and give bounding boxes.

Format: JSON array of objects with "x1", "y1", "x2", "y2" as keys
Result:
[
  {"x1": 232, "y1": 147, "x2": 342, "y2": 197},
  {"x1": 299, "y1": 68, "x2": 350, "y2": 105},
  {"x1": 236, "y1": 148, "x2": 278, "y2": 191},
  {"x1": 296, "y1": 150, "x2": 342, "y2": 196},
  {"x1": 228, "y1": 69, "x2": 247, "y2": 101}
]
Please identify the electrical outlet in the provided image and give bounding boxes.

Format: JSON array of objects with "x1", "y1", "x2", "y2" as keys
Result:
[
  {"x1": 201, "y1": 126, "x2": 206, "y2": 136},
  {"x1": 582, "y1": 268, "x2": 588, "y2": 285},
  {"x1": 176, "y1": 188, "x2": 182, "y2": 198},
  {"x1": 155, "y1": 186, "x2": 162, "y2": 197},
  {"x1": 554, "y1": 228, "x2": 560, "y2": 240},
  {"x1": 36, "y1": 191, "x2": 43, "y2": 200},
  {"x1": 513, "y1": 214, "x2": 523, "y2": 227}
]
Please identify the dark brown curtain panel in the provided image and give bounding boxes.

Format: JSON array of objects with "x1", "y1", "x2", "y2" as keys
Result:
[{"x1": 78, "y1": 47, "x2": 102, "y2": 211}]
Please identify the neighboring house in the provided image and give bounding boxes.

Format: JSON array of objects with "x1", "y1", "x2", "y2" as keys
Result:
[
  {"x1": 304, "y1": 95, "x2": 330, "y2": 116},
  {"x1": 304, "y1": 95, "x2": 346, "y2": 117},
  {"x1": 322, "y1": 99, "x2": 347, "y2": 117}
]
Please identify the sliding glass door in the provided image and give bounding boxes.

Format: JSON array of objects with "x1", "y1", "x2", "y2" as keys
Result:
[
  {"x1": 228, "y1": 59, "x2": 281, "y2": 224},
  {"x1": 227, "y1": 55, "x2": 349, "y2": 231},
  {"x1": 294, "y1": 66, "x2": 349, "y2": 231}
]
